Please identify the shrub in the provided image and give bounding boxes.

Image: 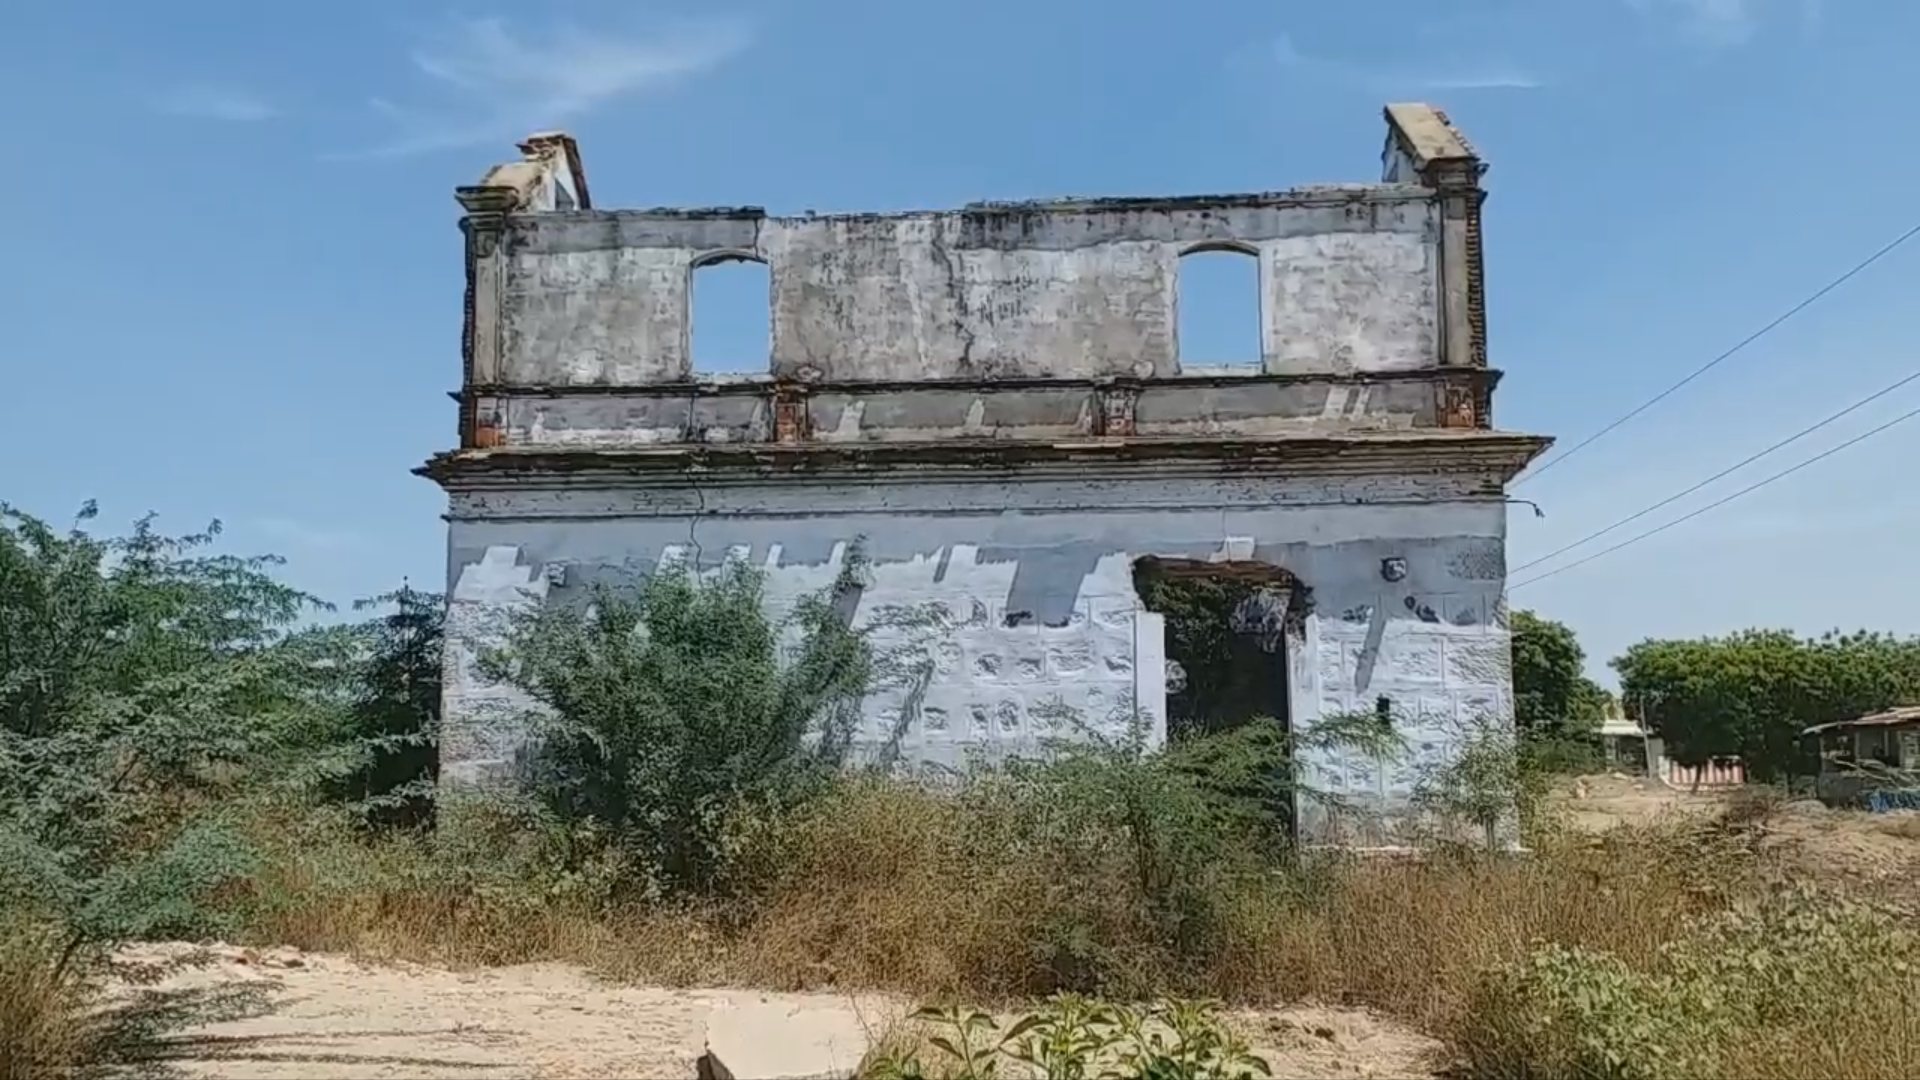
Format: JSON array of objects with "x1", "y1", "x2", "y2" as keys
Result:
[
  {"x1": 0, "y1": 504, "x2": 341, "y2": 955},
  {"x1": 1409, "y1": 712, "x2": 1536, "y2": 849},
  {"x1": 0, "y1": 505, "x2": 354, "y2": 1071},
  {"x1": 717, "y1": 708, "x2": 1409, "y2": 1000},
  {"x1": 1454, "y1": 886, "x2": 1920, "y2": 1079},
  {"x1": 482, "y1": 550, "x2": 877, "y2": 900},
  {"x1": 864, "y1": 994, "x2": 1272, "y2": 1080}
]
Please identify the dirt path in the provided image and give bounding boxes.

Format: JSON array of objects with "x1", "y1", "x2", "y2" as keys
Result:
[
  {"x1": 1553, "y1": 772, "x2": 1722, "y2": 833},
  {"x1": 112, "y1": 943, "x2": 791, "y2": 1078},
  {"x1": 108, "y1": 944, "x2": 1439, "y2": 1080},
  {"x1": 1552, "y1": 773, "x2": 1920, "y2": 889}
]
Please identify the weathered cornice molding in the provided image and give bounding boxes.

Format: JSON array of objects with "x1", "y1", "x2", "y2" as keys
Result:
[{"x1": 419, "y1": 430, "x2": 1551, "y2": 492}]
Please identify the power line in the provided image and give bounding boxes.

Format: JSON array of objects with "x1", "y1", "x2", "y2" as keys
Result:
[
  {"x1": 1509, "y1": 368, "x2": 1920, "y2": 576},
  {"x1": 1514, "y1": 222, "x2": 1920, "y2": 489},
  {"x1": 1509, "y1": 402, "x2": 1920, "y2": 591}
]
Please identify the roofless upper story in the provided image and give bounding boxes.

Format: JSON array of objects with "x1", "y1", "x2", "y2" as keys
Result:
[{"x1": 426, "y1": 103, "x2": 1545, "y2": 484}]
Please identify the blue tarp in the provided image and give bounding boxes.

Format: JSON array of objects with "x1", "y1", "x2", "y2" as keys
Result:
[{"x1": 1865, "y1": 789, "x2": 1920, "y2": 813}]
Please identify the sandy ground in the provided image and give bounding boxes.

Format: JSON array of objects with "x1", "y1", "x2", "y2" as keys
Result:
[
  {"x1": 1553, "y1": 772, "x2": 1920, "y2": 887},
  {"x1": 1552, "y1": 771, "x2": 1723, "y2": 833},
  {"x1": 107, "y1": 943, "x2": 1439, "y2": 1080},
  {"x1": 108, "y1": 944, "x2": 772, "y2": 1078}
]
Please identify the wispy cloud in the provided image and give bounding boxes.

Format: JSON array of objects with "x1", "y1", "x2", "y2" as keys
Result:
[
  {"x1": 155, "y1": 85, "x2": 279, "y2": 123},
  {"x1": 343, "y1": 15, "x2": 751, "y2": 159},
  {"x1": 1628, "y1": 0, "x2": 1820, "y2": 47},
  {"x1": 1274, "y1": 35, "x2": 1541, "y2": 93}
]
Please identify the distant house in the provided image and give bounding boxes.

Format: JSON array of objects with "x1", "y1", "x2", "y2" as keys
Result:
[
  {"x1": 1802, "y1": 706, "x2": 1920, "y2": 809},
  {"x1": 1620, "y1": 704, "x2": 1747, "y2": 790},
  {"x1": 1597, "y1": 705, "x2": 1648, "y2": 773}
]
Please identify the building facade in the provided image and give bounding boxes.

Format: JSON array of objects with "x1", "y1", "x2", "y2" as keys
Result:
[{"x1": 421, "y1": 105, "x2": 1551, "y2": 844}]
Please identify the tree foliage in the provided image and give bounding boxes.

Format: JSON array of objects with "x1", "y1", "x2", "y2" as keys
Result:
[
  {"x1": 1510, "y1": 610, "x2": 1609, "y2": 741},
  {"x1": 328, "y1": 584, "x2": 443, "y2": 831},
  {"x1": 1613, "y1": 629, "x2": 1920, "y2": 781},
  {"x1": 0, "y1": 503, "x2": 341, "y2": 955},
  {"x1": 1133, "y1": 571, "x2": 1269, "y2": 742},
  {"x1": 484, "y1": 553, "x2": 875, "y2": 900}
]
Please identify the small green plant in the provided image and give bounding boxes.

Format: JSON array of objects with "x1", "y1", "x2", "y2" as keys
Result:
[
  {"x1": 865, "y1": 994, "x2": 1272, "y2": 1080},
  {"x1": 1411, "y1": 711, "x2": 1539, "y2": 849}
]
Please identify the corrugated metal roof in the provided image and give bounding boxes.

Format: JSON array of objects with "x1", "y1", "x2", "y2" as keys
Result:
[{"x1": 1802, "y1": 705, "x2": 1920, "y2": 736}]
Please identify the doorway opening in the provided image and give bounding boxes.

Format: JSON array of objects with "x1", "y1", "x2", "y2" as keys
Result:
[{"x1": 1134, "y1": 557, "x2": 1305, "y2": 838}]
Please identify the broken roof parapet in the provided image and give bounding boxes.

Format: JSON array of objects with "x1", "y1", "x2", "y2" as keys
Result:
[
  {"x1": 436, "y1": 103, "x2": 1529, "y2": 453},
  {"x1": 1382, "y1": 103, "x2": 1485, "y2": 186},
  {"x1": 456, "y1": 107, "x2": 1475, "y2": 220},
  {"x1": 458, "y1": 130, "x2": 590, "y2": 215}
]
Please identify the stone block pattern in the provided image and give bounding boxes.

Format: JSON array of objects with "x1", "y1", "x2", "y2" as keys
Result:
[
  {"x1": 438, "y1": 543, "x2": 1168, "y2": 780},
  {"x1": 442, "y1": 546, "x2": 551, "y2": 786},
  {"x1": 1301, "y1": 593, "x2": 1513, "y2": 845},
  {"x1": 438, "y1": 534, "x2": 1515, "y2": 845}
]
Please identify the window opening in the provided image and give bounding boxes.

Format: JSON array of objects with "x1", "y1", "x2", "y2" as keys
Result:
[
  {"x1": 1175, "y1": 248, "x2": 1262, "y2": 370},
  {"x1": 690, "y1": 255, "x2": 771, "y2": 375}
]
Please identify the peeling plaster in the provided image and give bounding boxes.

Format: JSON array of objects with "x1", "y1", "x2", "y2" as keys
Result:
[{"x1": 439, "y1": 491, "x2": 1518, "y2": 844}]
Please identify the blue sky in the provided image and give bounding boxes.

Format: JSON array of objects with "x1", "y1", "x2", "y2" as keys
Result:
[{"x1": 3, "y1": 0, "x2": 1916, "y2": 682}]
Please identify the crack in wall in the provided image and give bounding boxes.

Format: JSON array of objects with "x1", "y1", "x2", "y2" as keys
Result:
[{"x1": 928, "y1": 215, "x2": 979, "y2": 374}]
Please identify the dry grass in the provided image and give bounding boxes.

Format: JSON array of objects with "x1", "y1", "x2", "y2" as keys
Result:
[
  {"x1": 0, "y1": 922, "x2": 93, "y2": 1080},
  {"x1": 1206, "y1": 831, "x2": 1740, "y2": 1029},
  {"x1": 14, "y1": 778, "x2": 1920, "y2": 1079}
]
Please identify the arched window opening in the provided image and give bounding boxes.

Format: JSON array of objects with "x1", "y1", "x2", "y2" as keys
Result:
[
  {"x1": 690, "y1": 254, "x2": 771, "y2": 376},
  {"x1": 1175, "y1": 247, "x2": 1262, "y2": 370}
]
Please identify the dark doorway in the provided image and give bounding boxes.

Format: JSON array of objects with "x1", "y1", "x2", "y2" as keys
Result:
[
  {"x1": 1134, "y1": 557, "x2": 1302, "y2": 842},
  {"x1": 1133, "y1": 557, "x2": 1296, "y2": 743}
]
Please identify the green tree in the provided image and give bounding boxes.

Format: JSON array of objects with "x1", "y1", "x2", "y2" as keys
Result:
[
  {"x1": 1613, "y1": 629, "x2": 1920, "y2": 782},
  {"x1": 1510, "y1": 610, "x2": 1609, "y2": 741},
  {"x1": 0, "y1": 502, "x2": 338, "y2": 958},
  {"x1": 485, "y1": 553, "x2": 874, "y2": 900},
  {"x1": 326, "y1": 583, "x2": 443, "y2": 831}
]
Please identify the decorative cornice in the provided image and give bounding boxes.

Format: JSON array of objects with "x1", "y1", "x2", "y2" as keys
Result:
[
  {"x1": 418, "y1": 430, "x2": 1552, "y2": 491},
  {"x1": 454, "y1": 185, "x2": 523, "y2": 216}
]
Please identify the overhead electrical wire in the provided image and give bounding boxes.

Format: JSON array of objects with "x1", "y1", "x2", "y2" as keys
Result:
[
  {"x1": 1508, "y1": 367, "x2": 1920, "y2": 576},
  {"x1": 1514, "y1": 222, "x2": 1920, "y2": 489},
  {"x1": 1509, "y1": 403, "x2": 1920, "y2": 591}
]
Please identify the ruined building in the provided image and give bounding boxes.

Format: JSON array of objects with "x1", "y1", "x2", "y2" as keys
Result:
[{"x1": 420, "y1": 104, "x2": 1551, "y2": 844}]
